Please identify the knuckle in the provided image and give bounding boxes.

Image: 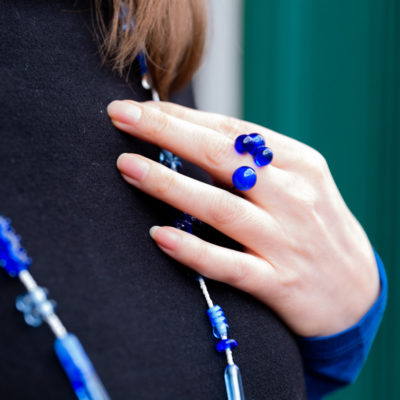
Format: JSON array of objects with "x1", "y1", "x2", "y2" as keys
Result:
[
  {"x1": 218, "y1": 116, "x2": 246, "y2": 138},
  {"x1": 207, "y1": 193, "x2": 244, "y2": 226},
  {"x1": 226, "y1": 256, "x2": 250, "y2": 287},
  {"x1": 219, "y1": 116, "x2": 238, "y2": 133},
  {"x1": 154, "y1": 168, "x2": 176, "y2": 194},
  {"x1": 289, "y1": 149, "x2": 329, "y2": 210},
  {"x1": 292, "y1": 183, "x2": 319, "y2": 211},
  {"x1": 150, "y1": 110, "x2": 171, "y2": 138},
  {"x1": 204, "y1": 137, "x2": 232, "y2": 168},
  {"x1": 306, "y1": 149, "x2": 328, "y2": 175},
  {"x1": 192, "y1": 242, "x2": 209, "y2": 269},
  {"x1": 277, "y1": 270, "x2": 301, "y2": 298}
]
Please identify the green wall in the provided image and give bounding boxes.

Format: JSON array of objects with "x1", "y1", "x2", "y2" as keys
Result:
[{"x1": 243, "y1": 1, "x2": 400, "y2": 398}]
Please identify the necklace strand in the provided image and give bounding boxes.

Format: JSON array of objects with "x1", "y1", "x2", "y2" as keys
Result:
[
  {"x1": 0, "y1": 217, "x2": 111, "y2": 400},
  {"x1": 134, "y1": 30, "x2": 245, "y2": 398}
]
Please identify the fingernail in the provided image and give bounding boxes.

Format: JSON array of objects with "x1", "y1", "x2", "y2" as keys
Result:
[
  {"x1": 149, "y1": 225, "x2": 160, "y2": 239},
  {"x1": 107, "y1": 101, "x2": 142, "y2": 124},
  {"x1": 150, "y1": 227, "x2": 180, "y2": 251},
  {"x1": 117, "y1": 154, "x2": 149, "y2": 181}
]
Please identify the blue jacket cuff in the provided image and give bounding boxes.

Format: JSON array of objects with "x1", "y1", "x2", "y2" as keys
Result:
[{"x1": 297, "y1": 249, "x2": 388, "y2": 399}]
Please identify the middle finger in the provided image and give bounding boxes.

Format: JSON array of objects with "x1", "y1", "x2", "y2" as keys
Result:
[{"x1": 107, "y1": 100, "x2": 291, "y2": 204}]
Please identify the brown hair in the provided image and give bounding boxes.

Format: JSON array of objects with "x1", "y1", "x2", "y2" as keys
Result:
[{"x1": 94, "y1": 0, "x2": 207, "y2": 100}]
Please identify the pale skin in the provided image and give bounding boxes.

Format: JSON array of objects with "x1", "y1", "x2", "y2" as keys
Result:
[{"x1": 107, "y1": 99, "x2": 380, "y2": 338}]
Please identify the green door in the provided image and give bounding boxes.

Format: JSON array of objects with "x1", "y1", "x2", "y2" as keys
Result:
[{"x1": 243, "y1": 1, "x2": 400, "y2": 398}]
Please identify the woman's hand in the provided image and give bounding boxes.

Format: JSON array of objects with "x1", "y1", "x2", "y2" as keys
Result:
[{"x1": 107, "y1": 100, "x2": 380, "y2": 337}]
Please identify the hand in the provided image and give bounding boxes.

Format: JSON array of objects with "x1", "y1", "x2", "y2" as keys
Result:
[{"x1": 107, "y1": 100, "x2": 380, "y2": 337}]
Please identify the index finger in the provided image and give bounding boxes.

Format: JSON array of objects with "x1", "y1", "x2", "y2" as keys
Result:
[
  {"x1": 146, "y1": 101, "x2": 308, "y2": 166},
  {"x1": 108, "y1": 100, "x2": 301, "y2": 170}
]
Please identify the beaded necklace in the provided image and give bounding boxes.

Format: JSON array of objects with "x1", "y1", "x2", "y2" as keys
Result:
[
  {"x1": 0, "y1": 217, "x2": 111, "y2": 400},
  {"x1": 130, "y1": 8, "x2": 245, "y2": 398},
  {"x1": 0, "y1": 6, "x2": 246, "y2": 400}
]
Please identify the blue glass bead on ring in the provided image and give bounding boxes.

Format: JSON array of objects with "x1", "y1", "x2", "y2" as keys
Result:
[
  {"x1": 248, "y1": 133, "x2": 265, "y2": 155},
  {"x1": 254, "y1": 146, "x2": 273, "y2": 167},
  {"x1": 232, "y1": 166, "x2": 257, "y2": 191},
  {"x1": 234, "y1": 134, "x2": 251, "y2": 154},
  {"x1": 234, "y1": 133, "x2": 265, "y2": 156}
]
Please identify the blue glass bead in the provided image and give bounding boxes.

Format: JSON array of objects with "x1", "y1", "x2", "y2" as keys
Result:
[
  {"x1": 207, "y1": 305, "x2": 229, "y2": 339},
  {"x1": 54, "y1": 333, "x2": 111, "y2": 400},
  {"x1": 254, "y1": 146, "x2": 273, "y2": 167},
  {"x1": 159, "y1": 149, "x2": 173, "y2": 167},
  {"x1": 235, "y1": 134, "x2": 262, "y2": 154},
  {"x1": 170, "y1": 159, "x2": 183, "y2": 172},
  {"x1": 248, "y1": 133, "x2": 265, "y2": 155},
  {"x1": 224, "y1": 364, "x2": 245, "y2": 400},
  {"x1": 0, "y1": 216, "x2": 31, "y2": 277},
  {"x1": 216, "y1": 338, "x2": 238, "y2": 352},
  {"x1": 15, "y1": 286, "x2": 56, "y2": 327},
  {"x1": 159, "y1": 150, "x2": 182, "y2": 172},
  {"x1": 137, "y1": 52, "x2": 149, "y2": 75},
  {"x1": 188, "y1": 215, "x2": 203, "y2": 225},
  {"x1": 174, "y1": 213, "x2": 193, "y2": 233},
  {"x1": 234, "y1": 135, "x2": 250, "y2": 154},
  {"x1": 232, "y1": 166, "x2": 256, "y2": 191}
]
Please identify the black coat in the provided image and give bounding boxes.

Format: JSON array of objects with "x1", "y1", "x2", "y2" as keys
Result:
[{"x1": 0, "y1": 0, "x2": 306, "y2": 398}]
